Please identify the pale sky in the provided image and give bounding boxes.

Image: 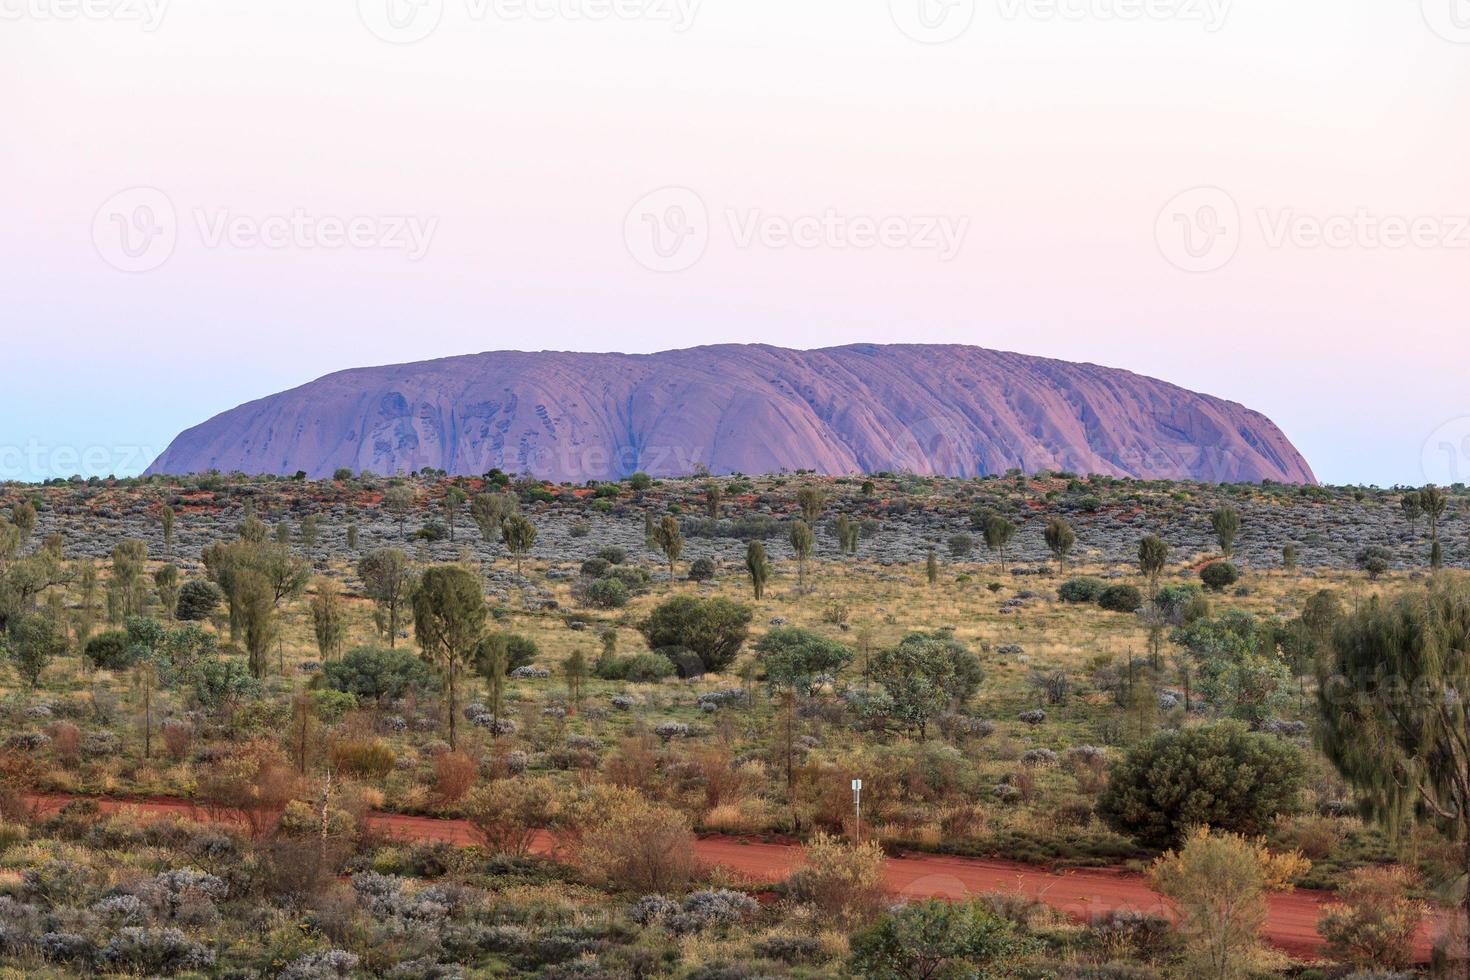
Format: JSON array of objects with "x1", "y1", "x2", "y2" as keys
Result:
[{"x1": 3, "y1": 0, "x2": 1469, "y2": 486}]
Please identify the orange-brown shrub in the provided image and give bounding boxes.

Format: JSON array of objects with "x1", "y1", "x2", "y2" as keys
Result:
[
  {"x1": 785, "y1": 832, "x2": 889, "y2": 927},
  {"x1": 465, "y1": 778, "x2": 560, "y2": 857},
  {"x1": 161, "y1": 722, "x2": 193, "y2": 763},
  {"x1": 47, "y1": 722, "x2": 80, "y2": 764},
  {"x1": 573, "y1": 787, "x2": 703, "y2": 892},
  {"x1": 195, "y1": 739, "x2": 301, "y2": 838},
  {"x1": 329, "y1": 738, "x2": 396, "y2": 779},
  {"x1": 432, "y1": 750, "x2": 477, "y2": 804},
  {"x1": 1318, "y1": 865, "x2": 1428, "y2": 971}
]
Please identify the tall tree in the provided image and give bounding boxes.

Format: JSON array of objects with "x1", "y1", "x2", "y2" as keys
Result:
[
  {"x1": 796, "y1": 485, "x2": 825, "y2": 525},
  {"x1": 789, "y1": 520, "x2": 814, "y2": 591},
  {"x1": 1044, "y1": 517, "x2": 1076, "y2": 574},
  {"x1": 704, "y1": 482, "x2": 722, "y2": 520},
  {"x1": 745, "y1": 540, "x2": 770, "y2": 600},
  {"x1": 1210, "y1": 505, "x2": 1241, "y2": 558},
  {"x1": 384, "y1": 485, "x2": 415, "y2": 539},
  {"x1": 5, "y1": 613, "x2": 66, "y2": 688},
  {"x1": 476, "y1": 633, "x2": 510, "y2": 736},
  {"x1": 413, "y1": 565, "x2": 486, "y2": 750},
  {"x1": 925, "y1": 548, "x2": 939, "y2": 587},
  {"x1": 154, "y1": 564, "x2": 180, "y2": 621},
  {"x1": 500, "y1": 514, "x2": 537, "y2": 577},
  {"x1": 470, "y1": 491, "x2": 517, "y2": 542},
  {"x1": 982, "y1": 513, "x2": 1016, "y2": 570},
  {"x1": 1138, "y1": 534, "x2": 1169, "y2": 595},
  {"x1": 235, "y1": 569, "x2": 277, "y2": 679},
  {"x1": 1420, "y1": 484, "x2": 1447, "y2": 569},
  {"x1": 1316, "y1": 581, "x2": 1470, "y2": 967},
  {"x1": 310, "y1": 576, "x2": 348, "y2": 660},
  {"x1": 443, "y1": 485, "x2": 467, "y2": 543},
  {"x1": 357, "y1": 548, "x2": 414, "y2": 647},
  {"x1": 651, "y1": 515, "x2": 684, "y2": 583}
]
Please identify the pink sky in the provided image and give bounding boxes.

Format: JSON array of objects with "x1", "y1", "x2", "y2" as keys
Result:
[{"x1": 3, "y1": 0, "x2": 1469, "y2": 485}]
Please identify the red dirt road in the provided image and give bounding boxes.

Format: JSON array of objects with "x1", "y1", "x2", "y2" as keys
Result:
[{"x1": 24, "y1": 793, "x2": 1447, "y2": 962}]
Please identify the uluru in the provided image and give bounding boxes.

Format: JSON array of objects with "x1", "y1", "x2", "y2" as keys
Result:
[{"x1": 145, "y1": 344, "x2": 1315, "y2": 485}]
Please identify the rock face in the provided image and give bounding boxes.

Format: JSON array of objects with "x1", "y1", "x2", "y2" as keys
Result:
[{"x1": 146, "y1": 344, "x2": 1315, "y2": 484}]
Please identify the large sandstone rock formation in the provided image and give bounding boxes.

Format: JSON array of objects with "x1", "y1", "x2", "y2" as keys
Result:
[{"x1": 146, "y1": 344, "x2": 1315, "y2": 484}]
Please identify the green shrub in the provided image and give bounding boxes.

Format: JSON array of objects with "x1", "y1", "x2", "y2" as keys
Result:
[
  {"x1": 322, "y1": 646, "x2": 436, "y2": 702},
  {"x1": 1097, "y1": 722, "x2": 1305, "y2": 848},
  {"x1": 83, "y1": 630, "x2": 136, "y2": 671},
  {"x1": 637, "y1": 596, "x2": 752, "y2": 674},
  {"x1": 1058, "y1": 577, "x2": 1106, "y2": 603},
  {"x1": 850, "y1": 899, "x2": 1035, "y2": 978},
  {"x1": 687, "y1": 557, "x2": 717, "y2": 582},
  {"x1": 594, "y1": 652, "x2": 676, "y2": 683},
  {"x1": 1200, "y1": 562, "x2": 1240, "y2": 591},
  {"x1": 175, "y1": 580, "x2": 222, "y2": 621},
  {"x1": 1097, "y1": 584, "x2": 1144, "y2": 613},
  {"x1": 584, "y1": 577, "x2": 629, "y2": 609}
]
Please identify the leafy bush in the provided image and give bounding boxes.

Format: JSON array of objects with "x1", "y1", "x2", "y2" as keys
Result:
[
  {"x1": 175, "y1": 580, "x2": 222, "y2": 621},
  {"x1": 850, "y1": 899, "x2": 1034, "y2": 979},
  {"x1": 583, "y1": 577, "x2": 629, "y2": 610},
  {"x1": 1098, "y1": 722, "x2": 1305, "y2": 847},
  {"x1": 687, "y1": 557, "x2": 717, "y2": 582},
  {"x1": 1097, "y1": 584, "x2": 1143, "y2": 613},
  {"x1": 637, "y1": 596, "x2": 752, "y2": 674},
  {"x1": 1058, "y1": 577, "x2": 1106, "y2": 603},
  {"x1": 322, "y1": 646, "x2": 435, "y2": 702},
  {"x1": 1200, "y1": 562, "x2": 1240, "y2": 591},
  {"x1": 594, "y1": 652, "x2": 676, "y2": 683},
  {"x1": 83, "y1": 630, "x2": 136, "y2": 671}
]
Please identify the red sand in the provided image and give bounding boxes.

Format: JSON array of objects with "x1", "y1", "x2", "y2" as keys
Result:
[{"x1": 25, "y1": 792, "x2": 1450, "y2": 962}]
